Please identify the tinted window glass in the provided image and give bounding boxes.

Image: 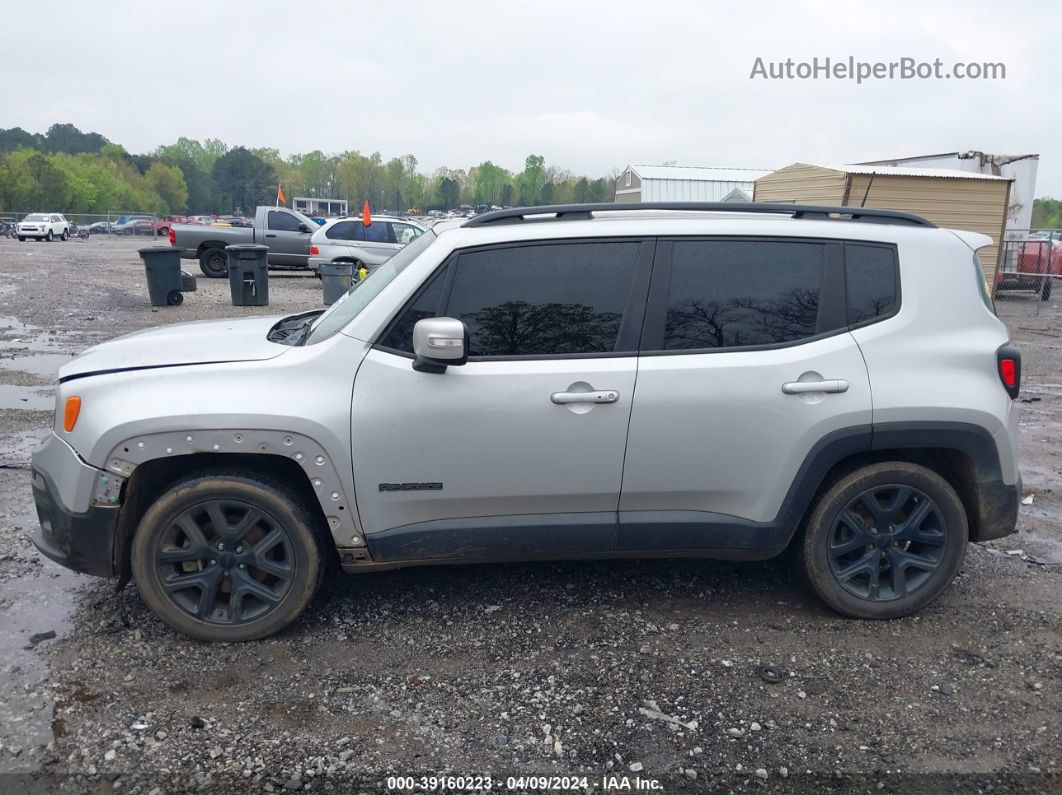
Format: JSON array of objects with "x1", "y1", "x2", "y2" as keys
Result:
[
  {"x1": 447, "y1": 242, "x2": 640, "y2": 357},
  {"x1": 362, "y1": 222, "x2": 391, "y2": 243},
  {"x1": 379, "y1": 266, "x2": 449, "y2": 352},
  {"x1": 845, "y1": 244, "x2": 898, "y2": 325},
  {"x1": 268, "y1": 211, "x2": 301, "y2": 231},
  {"x1": 662, "y1": 240, "x2": 824, "y2": 350},
  {"x1": 325, "y1": 221, "x2": 356, "y2": 240}
]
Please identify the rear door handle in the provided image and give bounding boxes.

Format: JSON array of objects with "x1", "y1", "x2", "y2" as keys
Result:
[
  {"x1": 551, "y1": 390, "x2": 620, "y2": 405},
  {"x1": 782, "y1": 379, "x2": 849, "y2": 395}
]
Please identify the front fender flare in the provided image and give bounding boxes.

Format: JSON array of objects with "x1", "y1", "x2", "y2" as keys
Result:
[{"x1": 105, "y1": 429, "x2": 364, "y2": 549}]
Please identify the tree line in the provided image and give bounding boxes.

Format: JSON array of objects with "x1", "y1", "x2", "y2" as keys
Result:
[{"x1": 0, "y1": 124, "x2": 616, "y2": 216}]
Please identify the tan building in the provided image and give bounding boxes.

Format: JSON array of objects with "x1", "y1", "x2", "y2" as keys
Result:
[{"x1": 754, "y1": 163, "x2": 1012, "y2": 280}]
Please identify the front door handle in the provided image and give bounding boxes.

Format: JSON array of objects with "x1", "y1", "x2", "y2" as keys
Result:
[
  {"x1": 782, "y1": 379, "x2": 849, "y2": 395},
  {"x1": 551, "y1": 390, "x2": 620, "y2": 405},
  {"x1": 265, "y1": 233, "x2": 277, "y2": 238}
]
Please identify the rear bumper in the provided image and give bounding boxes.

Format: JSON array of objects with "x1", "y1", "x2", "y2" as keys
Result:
[
  {"x1": 30, "y1": 434, "x2": 122, "y2": 578},
  {"x1": 970, "y1": 476, "x2": 1021, "y2": 542}
]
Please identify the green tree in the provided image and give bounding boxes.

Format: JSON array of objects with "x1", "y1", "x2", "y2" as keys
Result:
[
  {"x1": 145, "y1": 162, "x2": 189, "y2": 213},
  {"x1": 211, "y1": 147, "x2": 276, "y2": 214}
]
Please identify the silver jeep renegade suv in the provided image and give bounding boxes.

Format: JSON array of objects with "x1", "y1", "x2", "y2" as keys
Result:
[{"x1": 31, "y1": 203, "x2": 1022, "y2": 641}]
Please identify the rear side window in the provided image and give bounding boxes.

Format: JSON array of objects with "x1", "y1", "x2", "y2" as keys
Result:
[
  {"x1": 660, "y1": 240, "x2": 825, "y2": 350},
  {"x1": 447, "y1": 242, "x2": 640, "y2": 357},
  {"x1": 845, "y1": 244, "x2": 898, "y2": 325}
]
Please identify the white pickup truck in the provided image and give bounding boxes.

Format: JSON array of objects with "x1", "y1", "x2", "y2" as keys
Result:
[{"x1": 170, "y1": 206, "x2": 318, "y2": 277}]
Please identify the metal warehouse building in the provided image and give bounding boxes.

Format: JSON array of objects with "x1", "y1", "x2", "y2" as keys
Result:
[
  {"x1": 754, "y1": 163, "x2": 1012, "y2": 280},
  {"x1": 616, "y1": 165, "x2": 772, "y2": 203}
]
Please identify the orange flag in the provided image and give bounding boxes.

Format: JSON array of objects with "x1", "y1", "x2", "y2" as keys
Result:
[
  {"x1": 362, "y1": 200, "x2": 371, "y2": 227},
  {"x1": 276, "y1": 184, "x2": 286, "y2": 205}
]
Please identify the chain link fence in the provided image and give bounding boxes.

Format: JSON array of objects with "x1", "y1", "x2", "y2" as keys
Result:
[{"x1": 0, "y1": 211, "x2": 164, "y2": 240}]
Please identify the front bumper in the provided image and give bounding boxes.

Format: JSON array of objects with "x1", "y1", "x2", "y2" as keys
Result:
[{"x1": 30, "y1": 434, "x2": 123, "y2": 578}]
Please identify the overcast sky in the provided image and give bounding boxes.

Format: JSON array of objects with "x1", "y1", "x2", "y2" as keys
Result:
[{"x1": 3, "y1": 0, "x2": 1060, "y2": 195}]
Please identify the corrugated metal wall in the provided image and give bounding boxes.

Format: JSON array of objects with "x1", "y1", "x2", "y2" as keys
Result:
[
  {"x1": 641, "y1": 179, "x2": 756, "y2": 202},
  {"x1": 754, "y1": 164, "x2": 1010, "y2": 281}
]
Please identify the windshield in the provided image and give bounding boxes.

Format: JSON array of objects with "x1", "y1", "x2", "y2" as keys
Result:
[
  {"x1": 24, "y1": 214, "x2": 48, "y2": 221},
  {"x1": 304, "y1": 228, "x2": 437, "y2": 345}
]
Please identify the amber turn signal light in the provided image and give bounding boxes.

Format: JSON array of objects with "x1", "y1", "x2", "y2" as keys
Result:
[{"x1": 63, "y1": 396, "x2": 81, "y2": 432}]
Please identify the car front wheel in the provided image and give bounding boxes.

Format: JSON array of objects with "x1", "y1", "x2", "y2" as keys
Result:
[
  {"x1": 801, "y1": 462, "x2": 967, "y2": 619},
  {"x1": 131, "y1": 471, "x2": 325, "y2": 641}
]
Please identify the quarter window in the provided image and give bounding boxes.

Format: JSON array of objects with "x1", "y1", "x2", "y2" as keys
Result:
[
  {"x1": 660, "y1": 240, "x2": 826, "y2": 350},
  {"x1": 845, "y1": 244, "x2": 898, "y2": 325},
  {"x1": 446, "y1": 242, "x2": 641, "y2": 357}
]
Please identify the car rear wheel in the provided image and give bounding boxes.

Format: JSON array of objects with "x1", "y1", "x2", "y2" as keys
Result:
[
  {"x1": 131, "y1": 472, "x2": 325, "y2": 641},
  {"x1": 60, "y1": 229, "x2": 69, "y2": 241},
  {"x1": 199, "y1": 248, "x2": 228, "y2": 278},
  {"x1": 801, "y1": 462, "x2": 967, "y2": 619}
]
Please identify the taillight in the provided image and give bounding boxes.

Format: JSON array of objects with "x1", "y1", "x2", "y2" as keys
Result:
[
  {"x1": 996, "y1": 344, "x2": 1021, "y2": 399},
  {"x1": 168, "y1": 227, "x2": 176, "y2": 245},
  {"x1": 310, "y1": 244, "x2": 319, "y2": 255}
]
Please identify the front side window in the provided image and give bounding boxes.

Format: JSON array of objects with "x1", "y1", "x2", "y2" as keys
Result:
[
  {"x1": 378, "y1": 265, "x2": 450, "y2": 352},
  {"x1": 660, "y1": 240, "x2": 825, "y2": 350},
  {"x1": 268, "y1": 211, "x2": 302, "y2": 232},
  {"x1": 845, "y1": 244, "x2": 898, "y2": 325},
  {"x1": 446, "y1": 242, "x2": 641, "y2": 357}
]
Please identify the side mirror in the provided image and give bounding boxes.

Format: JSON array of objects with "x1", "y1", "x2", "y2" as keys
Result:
[
  {"x1": 298, "y1": 223, "x2": 310, "y2": 233},
  {"x1": 412, "y1": 317, "x2": 468, "y2": 373}
]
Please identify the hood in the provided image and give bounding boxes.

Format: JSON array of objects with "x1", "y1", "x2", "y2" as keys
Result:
[{"x1": 60, "y1": 316, "x2": 290, "y2": 381}]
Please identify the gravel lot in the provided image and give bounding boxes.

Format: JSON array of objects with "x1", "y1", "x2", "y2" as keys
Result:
[{"x1": 0, "y1": 235, "x2": 1059, "y2": 793}]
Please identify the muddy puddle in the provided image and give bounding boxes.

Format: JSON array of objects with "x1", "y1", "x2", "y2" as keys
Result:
[{"x1": 0, "y1": 563, "x2": 88, "y2": 773}]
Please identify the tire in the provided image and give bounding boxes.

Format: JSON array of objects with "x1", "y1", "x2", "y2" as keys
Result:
[
  {"x1": 1041, "y1": 279, "x2": 1052, "y2": 302},
  {"x1": 17, "y1": 236, "x2": 24, "y2": 242},
  {"x1": 45, "y1": 230, "x2": 53, "y2": 242},
  {"x1": 199, "y1": 248, "x2": 228, "y2": 278},
  {"x1": 801, "y1": 462, "x2": 967, "y2": 619},
  {"x1": 131, "y1": 471, "x2": 324, "y2": 642},
  {"x1": 166, "y1": 289, "x2": 184, "y2": 306},
  {"x1": 60, "y1": 229, "x2": 69, "y2": 241}
]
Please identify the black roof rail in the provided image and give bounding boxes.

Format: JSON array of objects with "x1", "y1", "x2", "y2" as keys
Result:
[{"x1": 462, "y1": 202, "x2": 937, "y2": 228}]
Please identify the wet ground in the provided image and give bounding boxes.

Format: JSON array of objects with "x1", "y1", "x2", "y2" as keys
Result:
[{"x1": 0, "y1": 236, "x2": 1059, "y2": 793}]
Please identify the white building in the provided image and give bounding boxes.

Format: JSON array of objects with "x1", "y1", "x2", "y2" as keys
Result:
[
  {"x1": 293, "y1": 197, "x2": 348, "y2": 217},
  {"x1": 856, "y1": 151, "x2": 1039, "y2": 236},
  {"x1": 616, "y1": 165, "x2": 773, "y2": 204}
]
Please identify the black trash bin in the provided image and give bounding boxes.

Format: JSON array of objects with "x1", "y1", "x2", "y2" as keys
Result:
[
  {"x1": 225, "y1": 244, "x2": 269, "y2": 306},
  {"x1": 320, "y1": 262, "x2": 354, "y2": 305},
  {"x1": 138, "y1": 246, "x2": 185, "y2": 306}
]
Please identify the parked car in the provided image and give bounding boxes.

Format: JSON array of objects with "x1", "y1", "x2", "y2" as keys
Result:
[
  {"x1": 171, "y1": 205, "x2": 317, "y2": 277},
  {"x1": 113, "y1": 215, "x2": 155, "y2": 236},
  {"x1": 308, "y1": 216, "x2": 426, "y2": 272},
  {"x1": 30, "y1": 202, "x2": 1022, "y2": 641},
  {"x1": 17, "y1": 213, "x2": 70, "y2": 241},
  {"x1": 84, "y1": 221, "x2": 115, "y2": 235},
  {"x1": 994, "y1": 233, "x2": 1061, "y2": 301}
]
